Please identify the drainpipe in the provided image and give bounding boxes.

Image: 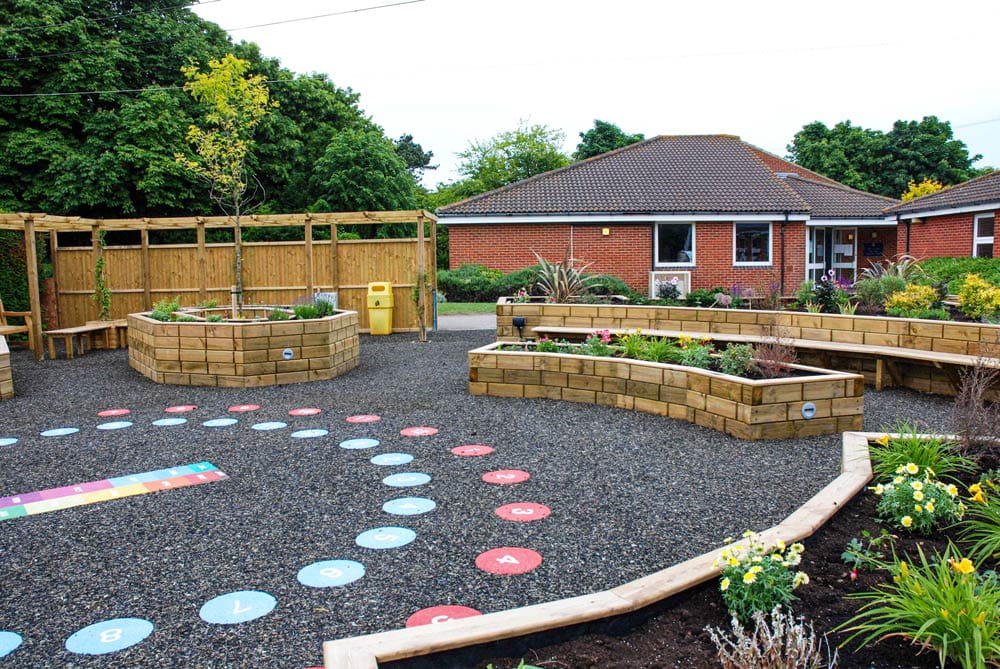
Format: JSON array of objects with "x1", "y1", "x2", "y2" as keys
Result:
[
  {"x1": 900, "y1": 214, "x2": 909, "y2": 254},
  {"x1": 780, "y1": 213, "x2": 788, "y2": 295}
]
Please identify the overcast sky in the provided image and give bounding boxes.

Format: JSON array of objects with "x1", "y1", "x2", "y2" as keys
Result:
[{"x1": 193, "y1": 0, "x2": 1000, "y2": 188}]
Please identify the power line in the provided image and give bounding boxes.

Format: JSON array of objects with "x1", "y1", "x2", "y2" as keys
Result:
[
  {"x1": 0, "y1": 0, "x2": 427, "y2": 63},
  {"x1": 0, "y1": 78, "x2": 296, "y2": 98},
  {"x1": 0, "y1": 0, "x2": 221, "y2": 34},
  {"x1": 955, "y1": 116, "x2": 1000, "y2": 129}
]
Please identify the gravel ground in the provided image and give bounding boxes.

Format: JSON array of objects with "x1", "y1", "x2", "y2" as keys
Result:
[{"x1": 0, "y1": 331, "x2": 955, "y2": 667}]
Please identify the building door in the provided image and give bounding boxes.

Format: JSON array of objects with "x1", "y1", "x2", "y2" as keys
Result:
[
  {"x1": 807, "y1": 227, "x2": 827, "y2": 283},
  {"x1": 830, "y1": 228, "x2": 857, "y2": 283}
]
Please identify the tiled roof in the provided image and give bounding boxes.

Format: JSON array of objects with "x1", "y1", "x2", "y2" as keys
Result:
[
  {"x1": 780, "y1": 175, "x2": 897, "y2": 218},
  {"x1": 886, "y1": 170, "x2": 1000, "y2": 215},
  {"x1": 438, "y1": 135, "x2": 812, "y2": 216}
]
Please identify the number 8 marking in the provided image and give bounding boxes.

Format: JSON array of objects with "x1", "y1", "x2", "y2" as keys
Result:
[{"x1": 99, "y1": 628, "x2": 123, "y2": 644}]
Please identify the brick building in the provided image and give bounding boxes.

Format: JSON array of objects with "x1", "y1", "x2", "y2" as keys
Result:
[
  {"x1": 437, "y1": 135, "x2": 900, "y2": 296},
  {"x1": 887, "y1": 171, "x2": 997, "y2": 261}
]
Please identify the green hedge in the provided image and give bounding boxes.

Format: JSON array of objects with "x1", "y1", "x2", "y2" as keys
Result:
[
  {"x1": 436, "y1": 264, "x2": 637, "y2": 302},
  {"x1": 919, "y1": 257, "x2": 1000, "y2": 292}
]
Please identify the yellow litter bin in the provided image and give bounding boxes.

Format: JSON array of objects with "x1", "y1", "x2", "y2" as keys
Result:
[{"x1": 367, "y1": 282, "x2": 394, "y2": 335}]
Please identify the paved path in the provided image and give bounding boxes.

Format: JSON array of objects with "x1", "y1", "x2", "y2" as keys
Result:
[{"x1": 436, "y1": 313, "x2": 496, "y2": 331}]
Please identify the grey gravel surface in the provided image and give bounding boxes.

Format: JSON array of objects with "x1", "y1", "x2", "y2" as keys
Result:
[{"x1": 0, "y1": 332, "x2": 954, "y2": 667}]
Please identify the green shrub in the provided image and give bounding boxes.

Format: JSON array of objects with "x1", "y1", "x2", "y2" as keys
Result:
[
  {"x1": 535, "y1": 337, "x2": 564, "y2": 353},
  {"x1": 292, "y1": 304, "x2": 318, "y2": 319},
  {"x1": 920, "y1": 256, "x2": 1000, "y2": 293},
  {"x1": 148, "y1": 310, "x2": 172, "y2": 322},
  {"x1": 686, "y1": 287, "x2": 729, "y2": 307},
  {"x1": 886, "y1": 306, "x2": 950, "y2": 320},
  {"x1": 879, "y1": 275, "x2": 907, "y2": 298},
  {"x1": 268, "y1": 309, "x2": 291, "y2": 321},
  {"x1": 152, "y1": 296, "x2": 181, "y2": 315},
  {"x1": 639, "y1": 336, "x2": 679, "y2": 363},
  {"x1": 587, "y1": 274, "x2": 632, "y2": 296},
  {"x1": 713, "y1": 531, "x2": 809, "y2": 622},
  {"x1": 869, "y1": 429, "x2": 975, "y2": 482},
  {"x1": 579, "y1": 329, "x2": 613, "y2": 357},
  {"x1": 885, "y1": 283, "x2": 939, "y2": 315},
  {"x1": 839, "y1": 544, "x2": 1000, "y2": 669},
  {"x1": 718, "y1": 343, "x2": 756, "y2": 377},
  {"x1": 677, "y1": 335, "x2": 713, "y2": 368},
  {"x1": 174, "y1": 314, "x2": 198, "y2": 322},
  {"x1": 205, "y1": 314, "x2": 224, "y2": 323},
  {"x1": 854, "y1": 278, "x2": 886, "y2": 310},
  {"x1": 437, "y1": 264, "x2": 505, "y2": 302}
]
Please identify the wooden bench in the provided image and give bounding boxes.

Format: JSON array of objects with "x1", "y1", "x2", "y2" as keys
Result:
[
  {"x1": 0, "y1": 336, "x2": 12, "y2": 400},
  {"x1": 0, "y1": 297, "x2": 35, "y2": 354},
  {"x1": 531, "y1": 325, "x2": 996, "y2": 393},
  {"x1": 44, "y1": 323, "x2": 114, "y2": 360}
]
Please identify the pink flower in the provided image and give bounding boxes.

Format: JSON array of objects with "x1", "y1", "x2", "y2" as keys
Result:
[
  {"x1": 820, "y1": 275, "x2": 829, "y2": 282},
  {"x1": 670, "y1": 276, "x2": 679, "y2": 285}
]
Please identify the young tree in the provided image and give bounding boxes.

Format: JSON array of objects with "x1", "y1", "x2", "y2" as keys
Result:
[
  {"x1": 457, "y1": 121, "x2": 569, "y2": 191},
  {"x1": 573, "y1": 120, "x2": 644, "y2": 160},
  {"x1": 394, "y1": 134, "x2": 437, "y2": 177},
  {"x1": 176, "y1": 54, "x2": 276, "y2": 313}
]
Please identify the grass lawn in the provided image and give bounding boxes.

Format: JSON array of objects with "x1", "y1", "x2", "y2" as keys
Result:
[{"x1": 437, "y1": 302, "x2": 496, "y2": 315}]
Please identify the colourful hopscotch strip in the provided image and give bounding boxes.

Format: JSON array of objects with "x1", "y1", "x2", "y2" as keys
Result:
[{"x1": 0, "y1": 462, "x2": 226, "y2": 521}]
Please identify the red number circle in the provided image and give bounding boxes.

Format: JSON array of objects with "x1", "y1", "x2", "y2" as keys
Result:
[
  {"x1": 405, "y1": 605, "x2": 482, "y2": 628},
  {"x1": 481, "y1": 469, "x2": 530, "y2": 485},
  {"x1": 475, "y1": 547, "x2": 543, "y2": 575},
  {"x1": 495, "y1": 502, "x2": 551, "y2": 522},
  {"x1": 451, "y1": 444, "x2": 495, "y2": 457}
]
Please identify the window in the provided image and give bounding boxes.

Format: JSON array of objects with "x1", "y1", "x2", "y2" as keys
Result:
[
  {"x1": 655, "y1": 223, "x2": 694, "y2": 266},
  {"x1": 974, "y1": 213, "x2": 994, "y2": 258},
  {"x1": 733, "y1": 222, "x2": 771, "y2": 265}
]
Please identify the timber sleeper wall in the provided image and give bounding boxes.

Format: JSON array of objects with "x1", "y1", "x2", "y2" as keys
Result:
[
  {"x1": 468, "y1": 343, "x2": 864, "y2": 440},
  {"x1": 127, "y1": 311, "x2": 359, "y2": 388},
  {"x1": 0, "y1": 336, "x2": 12, "y2": 400}
]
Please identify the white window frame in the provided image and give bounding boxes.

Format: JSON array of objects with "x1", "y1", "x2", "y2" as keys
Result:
[
  {"x1": 732, "y1": 222, "x2": 773, "y2": 267},
  {"x1": 654, "y1": 222, "x2": 695, "y2": 267},
  {"x1": 974, "y1": 213, "x2": 994, "y2": 258}
]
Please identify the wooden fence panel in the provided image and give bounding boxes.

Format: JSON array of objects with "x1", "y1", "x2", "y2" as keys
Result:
[{"x1": 53, "y1": 237, "x2": 435, "y2": 331}]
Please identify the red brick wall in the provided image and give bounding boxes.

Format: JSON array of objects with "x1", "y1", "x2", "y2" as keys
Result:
[
  {"x1": 684, "y1": 221, "x2": 805, "y2": 294},
  {"x1": 447, "y1": 223, "x2": 651, "y2": 290},
  {"x1": 448, "y1": 221, "x2": 808, "y2": 295},
  {"x1": 897, "y1": 212, "x2": 984, "y2": 259},
  {"x1": 858, "y1": 226, "x2": 898, "y2": 270}
]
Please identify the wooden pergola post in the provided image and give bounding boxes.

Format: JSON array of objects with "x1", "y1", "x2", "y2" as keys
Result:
[
  {"x1": 416, "y1": 211, "x2": 427, "y2": 341},
  {"x1": 196, "y1": 219, "x2": 207, "y2": 302},
  {"x1": 140, "y1": 228, "x2": 151, "y2": 310},
  {"x1": 90, "y1": 223, "x2": 101, "y2": 320},
  {"x1": 304, "y1": 217, "x2": 314, "y2": 297},
  {"x1": 330, "y1": 223, "x2": 339, "y2": 299},
  {"x1": 23, "y1": 216, "x2": 43, "y2": 360}
]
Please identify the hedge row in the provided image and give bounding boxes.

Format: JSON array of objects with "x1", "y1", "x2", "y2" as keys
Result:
[
  {"x1": 919, "y1": 256, "x2": 1000, "y2": 292},
  {"x1": 437, "y1": 264, "x2": 632, "y2": 302}
]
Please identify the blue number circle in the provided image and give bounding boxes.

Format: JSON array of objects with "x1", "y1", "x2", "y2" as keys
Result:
[
  {"x1": 203, "y1": 418, "x2": 238, "y2": 428},
  {"x1": 370, "y1": 453, "x2": 414, "y2": 466},
  {"x1": 383, "y1": 472, "x2": 431, "y2": 487},
  {"x1": 152, "y1": 418, "x2": 187, "y2": 427},
  {"x1": 291, "y1": 428, "x2": 328, "y2": 439},
  {"x1": 65, "y1": 618, "x2": 153, "y2": 655},
  {"x1": 297, "y1": 559, "x2": 366, "y2": 587},
  {"x1": 382, "y1": 497, "x2": 436, "y2": 516},
  {"x1": 339, "y1": 438, "x2": 379, "y2": 450},
  {"x1": 0, "y1": 631, "x2": 22, "y2": 657},
  {"x1": 199, "y1": 590, "x2": 276, "y2": 625},
  {"x1": 355, "y1": 526, "x2": 416, "y2": 549}
]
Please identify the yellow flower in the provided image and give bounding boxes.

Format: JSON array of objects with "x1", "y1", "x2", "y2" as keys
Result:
[
  {"x1": 941, "y1": 608, "x2": 950, "y2": 619},
  {"x1": 913, "y1": 490, "x2": 925, "y2": 502},
  {"x1": 893, "y1": 476, "x2": 905, "y2": 485},
  {"x1": 974, "y1": 612, "x2": 987, "y2": 625},
  {"x1": 905, "y1": 463, "x2": 919, "y2": 475},
  {"x1": 720, "y1": 577, "x2": 730, "y2": 591},
  {"x1": 875, "y1": 435, "x2": 891, "y2": 446},
  {"x1": 926, "y1": 501, "x2": 936, "y2": 512},
  {"x1": 750, "y1": 565, "x2": 763, "y2": 574},
  {"x1": 743, "y1": 571, "x2": 757, "y2": 584},
  {"x1": 901, "y1": 516, "x2": 913, "y2": 528},
  {"x1": 792, "y1": 571, "x2": 809, "y2": 588},
  {"x1": 971, "y1": 491, "x2": 987, "y2": 504},
  {"x1": 728, "y1": 557, "x2": 740, "y2": 567},
  {"x1": 949, "y1": 557, "x2": 975, "y2": 575},
  {"x1": 775, "y1": 540, "x2": 786, "y2": 551},
  {"x1": 871, "y1": 484, "x2": 885, "y2": 495},
  {"x1": 914, "y1": 505, "x2": 923, "y2": 512},
  {"x1": 790, "y1": 543, "x2": 804, "y2": 553},
  {"x1": 910, "y1": 481, "x2": 924, "y2": 491},
  {"x1": 970, "y1": 483, "x2": 983, "y2": 495},
  {"x1": 946, "y1": 484, "x2": 959, "y2": 497},
  {"x1": 742, "y1": 530, "x2": 755, "y2": 538}
]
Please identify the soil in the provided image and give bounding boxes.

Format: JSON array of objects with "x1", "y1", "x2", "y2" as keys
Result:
[{"x1": 393, "y1": 485, "x2": 977, "y2": 669}]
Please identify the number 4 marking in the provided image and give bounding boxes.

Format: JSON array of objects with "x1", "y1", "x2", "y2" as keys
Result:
[{"x1": 497, "y1": 555, "x2": 520, "y2": 564}]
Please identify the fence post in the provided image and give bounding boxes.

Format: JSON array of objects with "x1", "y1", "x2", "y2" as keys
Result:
[{"x1": 23, "y1": 216, "x2": 43, "y2": 360}]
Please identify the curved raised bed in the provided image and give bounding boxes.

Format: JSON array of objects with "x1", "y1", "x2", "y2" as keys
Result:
[
  {"x1": 468, "y1": 342, "x2": 863, "y2": 440},
  {"x1": 497, "y1": 300, "x2": 1000, "y2": 397},
  {"x1": 127, "y1": 309, "x2": 359, "y2": 387}
]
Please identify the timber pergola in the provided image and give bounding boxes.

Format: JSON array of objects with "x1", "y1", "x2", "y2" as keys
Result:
[{"x1": 0, "y1": 210, "x2": 437, "y2": 360}]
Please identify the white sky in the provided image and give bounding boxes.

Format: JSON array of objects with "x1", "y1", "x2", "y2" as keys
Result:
[{"x1": 192, "y1": 0, "x2": 1000, "y2": 188}]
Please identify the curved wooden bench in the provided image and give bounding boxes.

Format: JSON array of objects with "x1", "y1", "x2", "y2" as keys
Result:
[
  {"x1": 0, "y1": 336, "x2": 12, "y2": 400},
  {"x1": 531, "y1": 325, "x2": 997, "y2": 394}
]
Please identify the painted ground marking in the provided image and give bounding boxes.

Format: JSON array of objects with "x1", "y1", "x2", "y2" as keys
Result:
[
  {"x1": 382, "y1": 472, "x2": 431, "y2": 488},
  {"x1": 65, "y1": 618, "x2": 153, "y2": 655},
  {"x1": 482, "y1": 469, "x2": 531, "y2": 485},
  {"x1": 199, "y1": 591, "x2": 276, "y2": 624},
  {"x1": 355, "y1": 527, "x2": 416, "y2": 549},
  {"x1": 475, "y1": 547, "x2": 543, "y2": 575},
  {"x1": 382, "y1": 497, "x2": 436, "y2": 516},
  {"x1": 405, "y1": 606, "x2": 482, "y2": 628},
  {"x1": 297, "y1": 560, "x2": 365, "y2": 588},
  {"x1": 451, "y1": 444, "x2": 495, "y2": 456},
  {"x1": 495, "y1": 502, "x2": 551, "y2": 522}
]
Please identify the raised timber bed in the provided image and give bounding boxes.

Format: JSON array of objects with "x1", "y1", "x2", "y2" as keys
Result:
[
  {"x1": 0, "y1": 336, "x2": 12, "y2": 400},
  {"x1": 127, "y1": 310, "x2": 359, "y2": 388},
  {"x1": 468, "y1": 343, "x2": 864, "y2": 440}
]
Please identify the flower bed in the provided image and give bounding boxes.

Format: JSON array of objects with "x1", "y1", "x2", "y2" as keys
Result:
[
  {"x1": 127, "y1": 308, "x2": 359, "y2": 388},
  {"x1": 468, "y1": 341, "x2": 863, "y2": 439}
]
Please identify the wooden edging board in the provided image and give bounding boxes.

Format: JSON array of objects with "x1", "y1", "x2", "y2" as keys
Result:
[{"x1": 322, "y1": 431, "x2": 876, "y2": 668}]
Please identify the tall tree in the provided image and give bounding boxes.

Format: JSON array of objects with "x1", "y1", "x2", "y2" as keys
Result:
[
  {"x1": 176, "y1": 54, "x2": 276, "y2": 309},
  {"x1": 309, "y1": 129, "x2": 416, "y2": 213},
  {"x1": 394, "y1": 134, "x2": 436, "y2": 177},
  {"x1": 787, "y1": 117, "x2": 987, "y2": 198},
  {"x1": 573, "y1": 120, "x2": 644, "y2": 160},
  {"x1": 457, "y1": 121, "x2": 569, "y2": 191}
]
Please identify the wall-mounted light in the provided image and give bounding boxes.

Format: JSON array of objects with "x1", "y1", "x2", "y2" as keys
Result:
[
  {"x1": 512, "y1": 316, "x2": 526, "y2": 340},
  {"x1": 601, "y1": 227, "x2": 610, "y2": 236}
]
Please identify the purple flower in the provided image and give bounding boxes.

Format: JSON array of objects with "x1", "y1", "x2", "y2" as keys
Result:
[{"x1": 715, "y1": 293, "x2": 733, "y2": 306}]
